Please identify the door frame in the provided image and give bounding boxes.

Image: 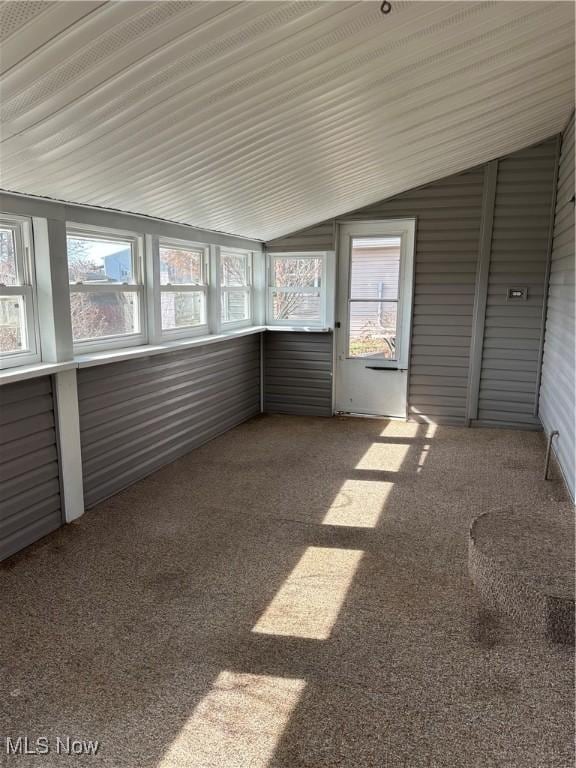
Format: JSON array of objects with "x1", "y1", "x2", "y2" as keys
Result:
[{"x1": 333, "y1": 218, "x2": 416, "y2": 416}]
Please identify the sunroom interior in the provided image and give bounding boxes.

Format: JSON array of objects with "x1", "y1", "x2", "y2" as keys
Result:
[{"x1": 0, "y1": 2, "x2": 575, "y2": 767}]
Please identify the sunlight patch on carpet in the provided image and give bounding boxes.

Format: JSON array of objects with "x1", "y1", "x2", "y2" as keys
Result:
[
  {"x1": 158, "y1": 672, "x2": 305, "y2": 768},
  {"x1": 355, "y1": 443, "x2": 410, "y2": 471},
  {"x1": 252, "y1": 547, "x2": 363, "y2": 640},
  {"x1": 322, "y1": 479, "x2": 394, "y2": 527}
]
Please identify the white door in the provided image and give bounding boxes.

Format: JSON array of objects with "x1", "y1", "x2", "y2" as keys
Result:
[{"x1": 334, "y1": 219, "x2": 416, "y2": 417}]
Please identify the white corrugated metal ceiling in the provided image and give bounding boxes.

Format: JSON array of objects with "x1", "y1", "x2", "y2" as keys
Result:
[{"x1": 0, "y1": 1, "x2": 574, "y2": 240}]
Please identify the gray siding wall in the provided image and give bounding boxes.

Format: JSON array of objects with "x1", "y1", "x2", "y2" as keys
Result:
[
  {"x1": 539, "y1": 114, "x2": 575, "y2": 498},
  {"x1": 264, "y1": 332, "x2": 333, "y2": 416},
  {"x1": 266, "y1": 221, "x2": 335, "y2": 253},
  {"x1": 266, "y1": 139, "x2": 559, "y2": 428},
  {"x1": 268, "y1": 168, "x2": 485, "y2": 424},
  {"x1": 476, "y1": 139, "x2": 558, "y2": 427},
  {"x1": 346, "y1": 169, "x2": 484, "y2": 425},
  {"x1": 0, "y1": 377, "x2": 62, "y2": 561},
  {"x1": 78, "y1": 335, "x2": 261, "y2": 507}
]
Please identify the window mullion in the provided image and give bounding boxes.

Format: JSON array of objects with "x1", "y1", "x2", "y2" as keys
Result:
[
  {"x1": 0, "y1": 285, "x2": 30, "y2": 297},
  {"x1": 69, "y1": 283, "x2": 142, "y2": 293},
  {"x1": 160, "y1": 284, "x2": 206, "y2": 293},
  {"x1": 272, "y1": 286, "x2": 318, "y2": 294},
  {"x1": 348, "y1": 298, "x2": 398, "y2": 303}
]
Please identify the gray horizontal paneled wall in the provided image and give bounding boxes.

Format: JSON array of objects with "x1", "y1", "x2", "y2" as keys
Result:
[
  {"x1": 266, "y1": 221, "x2": 335, "y2": 252},
  {"x1": 268, "y1": 168, "x2": 485, "y2": 425},
  {"x1": 476, "y1": 138, "x2": 558, "y2": 427},
  {"x1": 264, "y1": 332, "x2": 333, "y2": 416},
  {"x1": 266, "y1": 138, "x2": 560, "y2": 428},
  {"x1": 0, "y1": 377, "x2": 62, "y2": 561},
  {"x1": 539, "y1": 114, "x2": 575, "y2": 498},
  {"x1": 78, "y1": 335, "x2": 261, "y2": 508},
  {"x1": 344, "y1": 169, "x2": 485, "y2": 425}
]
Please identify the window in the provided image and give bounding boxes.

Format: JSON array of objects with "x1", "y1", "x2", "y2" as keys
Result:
[
  {"x1": 67, "y1": 226, "x2": 145, "y2": 350},
  {"x1": 268, "y1": 253, "x2": 326, "y2": 326},
  {"x1": 159, "y1": 240, "x2": 208, "y2": 335},
  {"x1": 220, "y1": 249, "x2": 252, "y2": 326},
  {"x1": 347, "y1": 237, "x2": 401, "y2": 359},
  {"x1": 0, "y1": 214, "x2": 40, "y2": 368}
]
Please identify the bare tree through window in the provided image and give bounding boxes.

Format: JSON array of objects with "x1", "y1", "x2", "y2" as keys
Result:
[
  {"x1": 272, "y1": 256, "x2": 322, "y2": 322},
  {"x1": 159, "y1": 245, "x2": 205, "y2": 330}
]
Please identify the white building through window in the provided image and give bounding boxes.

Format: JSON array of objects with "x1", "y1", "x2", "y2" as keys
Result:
[
  {"x1": 347, "y1": 237, "x2": 401, "y2": 359},
  {"x1": 67, "y1": 226, "x2": 145, "y2": 351}
]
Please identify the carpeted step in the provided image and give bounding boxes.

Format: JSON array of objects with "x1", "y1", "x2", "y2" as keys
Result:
[{"x1": 468, "y1": 504, "x2": 575, "y2": 644}]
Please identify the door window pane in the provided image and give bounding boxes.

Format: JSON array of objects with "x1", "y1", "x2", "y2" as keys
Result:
[
  {"x1": 67, "y1": 235, "x2": 134, "y2": 283},
  {"x1": 0, "y1": 229, "x2": 17, "y2": 286},
  {"x1": 273, "y1": 291, "x2": 320, "y2": 322},
  {"x1": 0, "y1": 296, "x2": 25, "y2": 352},
  {"x1": 161, "y1": 291, "x2": 204, "y2": 330},
  {"x1": 159, "y1": 246, "x2": 203, "y2": 285},
  {"x1": 350, "y1": 237, "x2": 401, "y2": 299},
  {"x1": 348, "y1": 301, "x2": 397, "y2": 359},
  {"x1": 70, "y1": 291, "x2": 139, "y2": 341}
]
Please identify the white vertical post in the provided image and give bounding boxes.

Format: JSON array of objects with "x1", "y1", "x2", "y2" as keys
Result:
[
  {"x1": 146, "y1": 234, "x2": 162, "y2": 344},
  {"x1": 253, "y1": 249, "x2": 267, "y2": 326},
  {"x1": 33, "y1": 217, "x2": 73, "y2": 362},
  {"x1": 33, "y1": 217, "x2": 85, "y2": 522},
  {"x1": 208, "y1": 245, "x2": 220, "y2": 334},
  {"x1": 324, "y1": 250, "x2": 336, "y2": 330},
  {"x1": 54, "y1": 369, "x2": 85, "y2": 522}
]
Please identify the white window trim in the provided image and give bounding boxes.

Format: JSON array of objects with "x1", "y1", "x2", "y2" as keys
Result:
[
  {"x1": 158, "y1": 236, "x2": 210, "y2": 340},
  {"x1": 1, "y1": 199, "x2": 265, "y2": 373},
  {"x1": 266, "y1": 251, "x2": 334, "y2": 329},
  {"x1": 0, "y1": 214, "x2": 41, "y2": 369},
  {"x1": 219, "y1": 246, "x2": 254, "y2": 330},
  {"x1": 67, "y1": 223, "x2": 147, "y2": 353}
]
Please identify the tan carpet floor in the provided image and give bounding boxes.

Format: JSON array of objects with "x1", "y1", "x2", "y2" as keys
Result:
[{"x1": 1, "y1": 415, "x2": 574, "y2": 768}]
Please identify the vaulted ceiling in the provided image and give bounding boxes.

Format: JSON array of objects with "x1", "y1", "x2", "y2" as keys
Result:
[{"x1": 0, "y1": 1, "x2": 574, "y2": 241}]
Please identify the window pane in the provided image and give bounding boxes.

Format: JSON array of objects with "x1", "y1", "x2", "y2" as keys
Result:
[
  {"x1": 348, "y1": 301, "x2": 397, "y2": 359},
  {"x1": 70, "y1": 291, "x2": 139, "y2": 341},
  {"x1": 221, "y1": 252, "x2": 248, "y2": 287},
  {"x1": 159, "y1": 246, "x2": 203, "y2": 285},
  {"x1": 0, "y1": 229, "x2": 17, "y2": 286},
  {"x1": 67, "y1": 235, "x2": 134, "y2": 283},
  {"x1": 222, "y1": 290, "x2": 249, "y2": 323},
  {"x1": 273, "y1": 291, "x2": 320, "y2": 322},
  {"x1": 0, "y1": 296, "x2": 26, "y2": 352},
  {"x1": 274, "y1": 257, "x2": 321, "y2": 288},
  {"x1": 161, "y1": 291, "x2": 204, "y2": 330},
  {"x1": 350, "y1": 237, "x2": 400, "y2": 300}
]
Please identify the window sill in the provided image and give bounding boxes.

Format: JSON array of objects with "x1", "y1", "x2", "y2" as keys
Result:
[
  {"x1": 74, "y1": 325, "x2": 267, "y2": 368},
  {"x1": 0, "y1": 325, "x2": 333, "y2": 384},
  {"x1": 0, "y1": 360, "x2": 77, "y2": 385},
  {"x1": 265, "y1": 326, "x2": 332, "y2": 332}
]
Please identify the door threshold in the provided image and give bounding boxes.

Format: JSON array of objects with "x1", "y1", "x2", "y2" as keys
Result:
[{"x1": 335, "y1": 411, "x2": 407, "y2": 421}]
